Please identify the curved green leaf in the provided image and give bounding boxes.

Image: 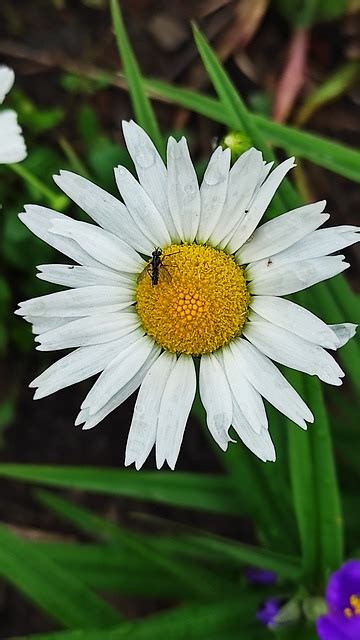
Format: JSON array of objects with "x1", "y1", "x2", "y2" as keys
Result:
[{"x1": 0, "y1": 525, "x2": 121, "y2": 628}]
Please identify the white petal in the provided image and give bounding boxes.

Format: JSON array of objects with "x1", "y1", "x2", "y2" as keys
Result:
[
  {"x1": 16, "y1": 286, "x2": 134, "y2": 318},
  {"x1": 114, "y1": 165, "x2": 171, "y2": 247},
  {"x1": 231, "y1": 338, "x2": 313, "y2": 428},
  {"x1": 0, "y1": 110, "x2": 27, "y2": 163},
  {"x1": 125, "y1": 352, "x2": 177, "y2": 469},
  {"x1": 0, "y1": 66, "x2": 14, "y2": 103},
  {"x1": 24, "y1": 316, "x2": 74, "y2": 335},
  {"x1": 36, "y1": 264, "x2": 135, "y2": 289},
  {"x1": 236, "y1": 201, "x2": 328, "y2": 264},
  {"x1": 35, "y1": 312, "x2": 140, "y2": 350},
  {"x1": 244, "y1": 318, "x2": 344, "y2": 386},
  {"x1": 53, "y1": 170, "x2": 152, "y2": 255},
  {"x1": 258, "y1": 161, "x2": 274, "y2": 185},
  {"x1": 249, "y1": 256, "x2": 349, "y2": 296},
  {"x1": 81, "y1": 335, "x2": 156, "y2": 415},
  {"x1": 166, "y1": 137, "x2": 200, "y2": 243},
  {"x1": 227, "y1": 157, "x2": 296, "y2": 253},
  {"x1": 247, "y1": 225, "x2": 360, "y2": 278},
  {"x1": 122, "y1": 120, "x2": 178, "y2": 240},
  {"x1": 281, "y1": 225, "x2": 360, "y2": 261},
  {"x1": 250, "y1": 296, "x2": 339, "y2": 349},
  {"x1": 221, "y1": 346, "x2": 267, "y2": 433},
  {"x1": 197, "y1": 147, "x2": 231, "y2": 244},
  {"x1": 50, "y1": 218, "x2": 144, "y2": 273},
  {"x1": 210, "y1": 148, "x2": 264, "y2": 248},
  {"x1": 19, "y1": 206, "x2": 101, "y2": 267},
  {"x1": 199, "y1": 353, "x2": 233, "y2": 451},
  {"x1": 30, "y1": 331, "x2": 142, "y2": 399},
  {"x1": 76, "y1": 347, "x2": 159, "y2": 430},
  {"x1": 156, "y1": 354, "x2": 196, "y2": 470},
  {"x1": 330, "y1": 323, "x2": 357, "y2": 348},
  {"x1": 231, "y1": 400, "x2": 275, "y2": 462}
]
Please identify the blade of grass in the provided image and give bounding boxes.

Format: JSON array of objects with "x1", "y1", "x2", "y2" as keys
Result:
[
  {"x1": 304, "y1": 374, "x2": 343, "y2": 581},
  {"x1": 9, "y1": 163, "x2": 69, "y2": 210},
  {"x1": 143, "y1": 77, "x2": 360, "y2": 182},
  {"x1": 28, "y1": 541, "x2": 212, "y2": 598},
  {"x1": 35, "y1": 489, "x2": 221, "y2": 599},
  {"x1": 192, "y1": 397, "x2": 296, "y2": 552},
  {"x1": 287, "y1": 373, "x2": 319, "y2": 587},
  {"x1": 295, "y1": 61, "x2": 360, "y2": 126},
  {"x1": 254, "y1": 114, "x2": 360, "y2": 184},
  {"x1": 16, "y1": 595, "x2": 262, "y2": 640},
  {"x1": 304, "y1": 281, "x2": 360, "y2": 396},
  {"x1": 184, "y1": 534, "x2": 301, "y2": 580},
  {"x1": 0, "y1": 524, "x2": 121, "y2": 628},
  {"x1": 191, "y1": 23, "x2": 274, "y2": 163},
  {"x1": 0, "y1": 464, "x2": 241, "y2": 514},
  {"x1": 109, "y1": 0, "x2": 164, "y2": 156}
]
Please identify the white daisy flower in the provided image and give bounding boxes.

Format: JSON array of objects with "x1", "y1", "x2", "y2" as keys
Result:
[
  {"x1": 0, "y1": 66, "x2": 27, "y2": 164},
  {"x1": 16, "y1": 121, "x2": 359, "y2": 469}
]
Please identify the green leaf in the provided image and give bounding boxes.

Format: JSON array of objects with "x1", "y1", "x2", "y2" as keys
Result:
[
  {"x1": 28, "y1": 541, "x2": 206, "y2": 598},
  {"x1": 287, "y1": 363, "x2": 343, "y2": 587},
  {"x1": 144, "y1": 77, "x2": 229, "y2": 125},
  {"x1": 287, "y1": 373, "x2": 319, "y2": 587},
  {"x1": 193, "y1": 384, "x2": 297, "y2": 554},
  {"x1": 0, "y1": 524, "x2": 122, "y2": 628},
  {"x1": 0, "y1": 464, "x2": 241, "y2": 515},
  {"x1": 144, "y1": 77, "x2": 360, "y2": 183},
  {"x1": 303, "y1": 375, "x2": 343, "y2": 579},
  {"x1": 191, "y1": 24, "x2": 274, "y2": 162},
  {"x1": 304, "y1": 281, "x2": 360, "y2": 396},
  {"x1": 254, "y1": 114, "x2": 360, "y2": 184},
  {"x1": 295, "y1": 61, "x2": 360, "y2": 126},
  {"x1": 183, "y1": 534, "x2": 301, "y2": 580},
  {"x1": 109, "y1": 0, "x2": 164, "y2": 156},
  {"x1": 275, "y1": 0, "x2": 347, "y2": 26},
  {"x1": 34, "y1": 489, "x2": 224, "y2": 599},
  {"x1": 16, "y1": 596, "x2": 262, "y2": 640}
]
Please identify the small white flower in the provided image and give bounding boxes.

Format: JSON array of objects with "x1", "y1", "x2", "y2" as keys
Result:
[
  {"x1": 0, "y1": 66, "x2": 27, "y2": 164},
  {"x1": 16, "y1": 121, "x2": 359, "y2": 469}
]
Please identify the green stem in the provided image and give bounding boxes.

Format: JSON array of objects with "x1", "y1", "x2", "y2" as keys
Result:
[{"x1": 9, "y1": 163, "x2": 68, "y2": 211}]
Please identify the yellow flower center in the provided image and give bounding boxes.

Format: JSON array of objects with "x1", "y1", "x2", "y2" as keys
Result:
[
  {"x1": 136, "y1": 243, "x2": 250, "y2": 356},
  {"x1": 344, "y1": 594, "x2": 360, "y2": 618}
]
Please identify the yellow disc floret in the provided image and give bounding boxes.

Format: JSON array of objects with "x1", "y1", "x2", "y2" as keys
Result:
[{"x1": 136, "y1": 243, "x2": 250, "y2": 356}]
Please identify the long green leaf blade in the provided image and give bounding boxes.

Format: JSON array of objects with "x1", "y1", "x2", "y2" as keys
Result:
[
  {"x1": 0, "y1": 465, "x2": 240, "y2": 514},
  {"x1": 191, "y1": 24, "x2": 273, "y2": 162},
  {"x1": 109, "y1": 0, "x2": 164, "y2": 155},
  {"x1": 184, "y1": 535, "x2": 301, "y2": 579},
  {"x1": 304, "y1": 375, "x2": 343, "y2": 580},
  {"x1": 144, "y1": 77, "x2": 360, "y2": 182},
  {"x1": 34, "y1": 490, "x2": 223, "y2": 598},
  {"x1": 254, "y1": 114, "x2": 360, "y2": 183},
  {"x1": 16, "y1": 596, "x2": 262, "y2": 640},
  {"x1": 0, "y1": 525, "x2": 121, "y2": 628},
  {"x1": 287, "y1": 372, "x2": 319, "y2": 587}
]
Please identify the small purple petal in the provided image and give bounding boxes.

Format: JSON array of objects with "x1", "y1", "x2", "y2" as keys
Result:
[
  {"x1": 326, "y1": 560, "x2": 360, "y2": 613},
  {"x1": 256, "y1": 597, "x2": 283, "y2": 627},
  {"x1": 317, "y1": 613, "x2": 360, "y2": 640},
  {"x1": 245, "y1": 567, "x2": 277, "y2": 585}
]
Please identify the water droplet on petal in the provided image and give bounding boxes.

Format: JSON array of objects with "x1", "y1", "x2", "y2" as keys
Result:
[
  {"x1": 135, "y1": 147, "x2": 156, "y2": 169},
  {"x1": 184, "y1": 182, "x2": 196, "y2": 195},
  {"x1": 204, "y1": 166, "x2": 226, "y2": 186}
]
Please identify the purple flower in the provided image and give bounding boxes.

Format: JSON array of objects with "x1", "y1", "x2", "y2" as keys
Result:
[
  {"x1": 245, "y1": 567, "x2": 277, "y2": 585},
  {"x1": 316, "y1": 560, "x2": 360, "y2": 640},
  {"x1": 256, "y1": 597, "x2": 284, "y2": 628}
]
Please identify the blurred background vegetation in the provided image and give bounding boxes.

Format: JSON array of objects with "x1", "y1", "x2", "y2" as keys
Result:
[{"x1": 0, "y1": 0, "x2": 359, "y2": 637}]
